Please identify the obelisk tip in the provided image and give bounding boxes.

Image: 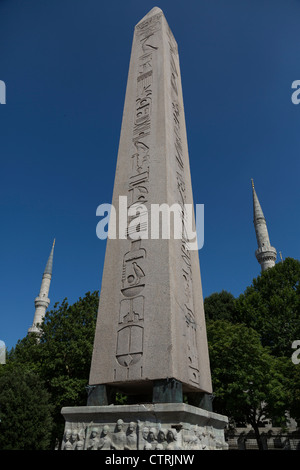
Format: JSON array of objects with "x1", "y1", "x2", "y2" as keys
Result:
[{"x1": 136, "y1": 7, "x2": 163, "y2": 25}]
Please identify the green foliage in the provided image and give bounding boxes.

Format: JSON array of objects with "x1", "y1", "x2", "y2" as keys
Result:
[
  {"x1": 3, "y1": 258, "x2": 299, "y2": 449},
  {"x1": 235, "y1": 258, "x2": 300, "y2": 357},
  {"x1": 207, "y1": 320, "x2": 287, "y2": 426},
  {"x1": 0, "y1": 365, "x2": 53, "y2": 450},
  {"x1": 278, "y1": 356, "x2": 300, "y2": 424},
  {"x1": 7, "y1": 291, "x2": 99, "y2": 448},
  {"x1": 204, "y1": 258, "x2": 300, "y2": 359},
  {"x1": 207, "y1": 320, "x2": 288, "y2": 449},
  {"x1": 204, "y1": 259, "x2": 300, "y2": 447},
  {"x1": 204, "y1": 290, "x2": 238, "y2": 322}
]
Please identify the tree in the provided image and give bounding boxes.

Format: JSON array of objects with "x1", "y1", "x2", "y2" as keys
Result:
[
  {"x1": 9, "y1": 291, "x2": 99, "y2": 447},
  {"x1": 207, "y1": 320, "x2": 288, "y2": 450},
  {"x1": 234, "y1": 258, "x2": 300, "y2": 357},
  {"x1": 279, "y1": 355, "x2": 300, "y2": 425},
  {"x1": 0, "y1": 365, "x2": 53, "y2": 450},
  {"x1": 204, "y1": 290, "x2": 237, "y2": 322}
]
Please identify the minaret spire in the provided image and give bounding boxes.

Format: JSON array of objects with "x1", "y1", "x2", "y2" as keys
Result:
[
  {"x1": 251, "y1": 180, "x2": 276, "y2": 272},
  {"x1": 44, "y1": 238, "x2": 55, "y2": 275},
  {"x1": 28, "y1": 239, "x2": 55, "y2": 334}
]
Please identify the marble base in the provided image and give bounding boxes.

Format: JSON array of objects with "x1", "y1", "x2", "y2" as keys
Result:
[{"x1": 61, "y1": 403, "x2": 228, "y2": 450}]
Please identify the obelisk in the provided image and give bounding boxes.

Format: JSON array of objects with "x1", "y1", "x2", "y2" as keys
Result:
[
  {"x1": 61, "y1": 8, "x2": 228, "y2": 451},
  {"x1": 89, "y1": 6, "x2": 211, "y2": 401}
]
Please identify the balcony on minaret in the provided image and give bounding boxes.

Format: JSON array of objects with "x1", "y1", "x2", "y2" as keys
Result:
[{"x1": 34, "y1": 295, "x2": 50, "y2": 309}]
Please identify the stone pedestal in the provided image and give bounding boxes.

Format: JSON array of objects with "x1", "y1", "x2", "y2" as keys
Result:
[{"x1": 61, "y1": 403, "x2": 228, "y2": 450}]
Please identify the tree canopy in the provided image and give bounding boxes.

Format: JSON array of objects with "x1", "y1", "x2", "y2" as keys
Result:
[
  {"x1": 204, "y1": 290, "x2": 238, "y2": 322},
  {"x1": 207, "y1": 320, "x2": 288, "y2": 449},
  {"x1": 1, "y1": 258, "x2": 299, "y2": 450},
  {"x1": 0, "y1": 365, "x2": 53, "y2": 450},
  {"x1": 6, "y1": 291, "x2": 99, "y2": 448},
  {"x1": 234, "y1": 258, "x2": 300, "y2": 357}
]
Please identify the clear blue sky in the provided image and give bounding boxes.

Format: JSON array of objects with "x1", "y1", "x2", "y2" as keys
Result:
[{"x1": 1, "y1": 0, "x2": 299, "y2": 351}]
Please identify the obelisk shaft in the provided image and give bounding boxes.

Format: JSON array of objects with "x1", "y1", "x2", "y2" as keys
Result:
[{"x1": 89, "y1": 8, "x2": 212, "y2": 396}]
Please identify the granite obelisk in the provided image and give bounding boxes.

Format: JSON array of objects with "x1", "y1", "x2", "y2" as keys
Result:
[
  {"x1": 89, "y1": 6, "x2": 211, "y2": 401},
  {"x1": 61, "y1": 8, "x2": 228, "y2": 451}
]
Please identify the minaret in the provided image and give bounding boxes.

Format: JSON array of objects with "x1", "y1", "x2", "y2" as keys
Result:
[
  {"x1": 28, "y1": 239, "x2": 55, "y2": 334},
  {"x1": 251, "y1": 179, "x2": 276, "y2": 272}
]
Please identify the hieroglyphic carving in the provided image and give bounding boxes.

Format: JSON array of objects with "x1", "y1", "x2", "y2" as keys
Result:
[
  {"x1": 135, "y1": 12, "x2": 162, "y2": 39},
  {"x1": 167, "y1": 27, "x2": 200, "y2": 385},
  {"x1": 121, "y1": 240, "x2": 146, "y2": 296},
  {"x1": 115, "y1": 17, "x2": 160, "y2": 375},
  {"x1": 131, "y1": 141, "x2": 150, "y2": 174},
  {"x1": 119, "y1": 296, "x2": 144, "y2": 323}
]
